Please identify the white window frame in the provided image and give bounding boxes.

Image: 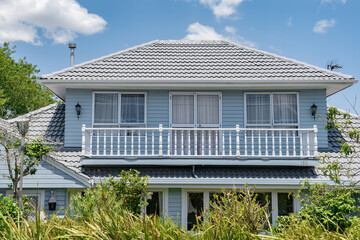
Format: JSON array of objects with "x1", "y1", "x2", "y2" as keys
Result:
[
  {"x1": 6, "y1": 190, "x2": 45, "y2": 210},
  {"x1": 92, "y1": 91, "x2": 147, "y2": 127},
  {"x1": 244, "y1": 92, "x2": 300, "y2": 128},
  {"x1": 143, "y1": 188, "x2": 168, "y2": 217},
  {"x1": 169, "y1": 92, "x2": 222, "y2": 128},
  {"x1": 181, "y1": 188, "x2": 298, "y2": 228}
]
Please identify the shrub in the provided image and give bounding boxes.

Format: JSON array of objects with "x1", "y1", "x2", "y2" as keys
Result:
[{"x1": 0, "y1": 194, "x2": 21, "y2": 230}]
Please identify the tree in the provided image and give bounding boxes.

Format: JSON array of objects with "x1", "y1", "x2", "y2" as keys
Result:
[
  {"x1": 0, "y1": 42, "x2": 55, "y2": 119},
  {"x1": 0, "y1": 122, "x2": 52, "y2": 206}
]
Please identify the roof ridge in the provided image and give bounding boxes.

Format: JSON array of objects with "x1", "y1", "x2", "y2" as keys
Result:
[
  {"x1": 40, "y1": 40, "x2": 160, "y2": 79},
  {"x1": 224, "y1": 40, "x2": 354, "y2": 79},
  {"x1": 8, "y1": 103, "x2": 60, "y2": 123}
]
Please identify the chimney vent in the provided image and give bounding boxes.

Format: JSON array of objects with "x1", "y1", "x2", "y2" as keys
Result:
[{"x1": 68, "y1": 43, "x2": 76, "y2": 67}]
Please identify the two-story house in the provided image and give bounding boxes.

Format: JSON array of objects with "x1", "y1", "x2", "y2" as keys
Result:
[{"x1": 0, "y1": 40, "x2": 358, "y2": 227}]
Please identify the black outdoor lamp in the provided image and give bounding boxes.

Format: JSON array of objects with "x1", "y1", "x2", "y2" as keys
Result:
[
  {"x1": 311, "y1": 103, "x2": 318, "y2": 120},
  {"x1": 48, "y1": 191, "x2": 57, "y2": 211},
  {"x1": 75, "y1": 102, "x2": 81, "y2": 119}
]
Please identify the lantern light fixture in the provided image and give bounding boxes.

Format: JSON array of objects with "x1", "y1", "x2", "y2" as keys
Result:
[
  {"x1": 311, "y1": 103, "x2": 318, "y2": 120},
  {"x1": 75, "y1": 102, "x2": 81, "y2": 120}
]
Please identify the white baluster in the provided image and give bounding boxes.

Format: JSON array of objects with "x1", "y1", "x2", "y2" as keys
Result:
[
  {"x1": 117, "y1": 130, "x2": 120, "y2": 155},
  {"x1": 187, "y1": 130, "x2": 191, "y2": 155},
  {"x1": 279, "y1": 131, "x2": 282, "y2": 156},
  {"x1": 159, "y1": 124, "x2": 163, "y2": 156},
  {"x1": 215, "y1": 130, "x2": 218, "y2": 156},
  {"x1": 265, "y1": 130, "x2": 268, "y2": 156},
  {"x1": 293, "y1": 130, "x2": 296, "y2": 156},
  {"x1": 138, "y1": 130, "x2": 141, "y2": 155},
  {"x1": 96, "y1": 130, "x2": 99, "y2": 156},
  {"x1": 208, "y1": 130, "x2": 211, "y2": 156},
  {"x1": 300, "y1": 131, "x2": 303, "y2": 157},
  {"x1": 313, "y1": 125, "x2": 318, "y2": 156},
  {"x1": 110, "y1": 130, "x2": 113, "y2": 156},
  {"x1": 236, "y1": 125, "x2": 240, "y2": 157},
  {"x1": 244, "y1": 130, "x2": 247, "y2": 156},
  {"x1": 251, "y1": 130, "x2": 254, "y2": 156},
  {"x1": 272, "y1": 130, "x2": 275, "y2": 156},
  {"x1": 131, "y1": 130, "x2": 134, "y2": 155},
  {"x1": 145, "y1": 130, "x2": 148, "y2": 156},
  {"x1": 306, "y1": 132, "x2": 310, "y2": 156},
  {"x1": 124, "y1": 130, "x2": 127, "y2": 155},
  {"x1": 81, "y1": 124, "x2": 86, "y2": 156},
  {"x1": 167, "y1": 130, "x2": 171, "y2": 156},
  {"x1": 152, "y1": 130, "x2": 155, "y2": 156},
  {"x1": 286, "y1": 131, "x2": 289, "y2": 157},
  {"x1": 195, "y1": 130, "x2": 198, "y2": 156},
  {"x1": 104, "y1": 130, "x2": 107, "y2": 155},
  {"x1": 201, "y1": 130, "x2": 205, "y2": 156},
  {"x1": 90, "y1": 130, "x2": 93, "y2": 156},
  {"x1": 222, "y1": 131, "x2": 225, "y2": 156},
  {"x1": 174, "y1": 130, "x2": 177, "y2": 156},
  {"x1": 229, "y1": 131, "x2": 232, "y2": 156},
  {"x1": 181, "y1": 130, "x2": 184, "y2": 156},
  {"x1": 258, "y1": 130, "x2": 261, "y2": 156}
]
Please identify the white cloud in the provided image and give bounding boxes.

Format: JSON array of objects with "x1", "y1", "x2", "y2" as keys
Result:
[
  {"x1": 199, "y1": 0, "x2": 245, "y2": 19},
  {"x1": 313, "y1": 19, "x2": 336, "y2": 34},
  {"x1": 225, "y1": 26, "x2": 236, "y2": 34},
  {"x1": 321, "y1": 0, "x2": 346, "y2": 4},
  {"x1": 184, "y1": 22, "x2": 256, "y2": 48},
  {"x1": 287, "y1": 17, "x2": 293, "y2": 27},
  {"x1": 0, "y1": 0, "x2": 107, "y2": 45}
]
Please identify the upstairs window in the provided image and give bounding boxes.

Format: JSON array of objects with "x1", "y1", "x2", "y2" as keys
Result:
[
  {"x1": 245, "y1": 93, "x2": 298, "y2": 128},
  {"x1": 93, "y1": 92, "x2": 146, "y2": 127}
]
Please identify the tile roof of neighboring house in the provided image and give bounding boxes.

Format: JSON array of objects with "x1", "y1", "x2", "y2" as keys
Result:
[{"x1": 40, "y1": 40, "x2": 354, "y2": 81}]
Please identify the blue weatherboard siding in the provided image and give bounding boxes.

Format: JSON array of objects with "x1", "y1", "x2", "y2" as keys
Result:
[
  {"x1": 0, "y1": 160, "x2": 86, "y2": 189},
  {"x1": 168, "y1": 188, "x2": 182, "y2": 224},
  {"x1": 64, "y1": 89, "x2": 328, "y2": 149},
  {"x1": 45, "y1": 189, "x2": 67, "y2": 216}
]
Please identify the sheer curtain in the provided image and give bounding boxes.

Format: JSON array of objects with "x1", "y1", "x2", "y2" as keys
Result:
[
  {"x1": 121, "y1": 94, "x2": 145, "y2": 124},
  {"x1": 197, "y1": 95, "x2": 219, "y2": 124},
  {"x1": 246, "y1": 94, "x2": 271, "y2": 125},
  {"x1": 273, "y1": 94, "x2": 298, "y2": 124},
  {"x1": 94, "y1": 93, "x2": 118, "y2": 124},
  {"x1": 172, "y1": 95, "x2": 194, "y2": 124}
]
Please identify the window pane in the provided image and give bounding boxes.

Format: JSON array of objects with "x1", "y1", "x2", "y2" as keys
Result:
[
  {"x1": 278, "y1": 192, "x2": 294, "y2": 216},
  {"x1": 187, "y1": 192, "x2": 203, "y2": 230},
  {"x1": 146, "y1": 192, "x2": 163, "y2": 215},
  {"x1": 172, "y1": 95, "x2": 194, "y2": 124},
  {"x1": 197, "y1": 95, "x2": 219, "y2": 124},
  {"x1": 246, "y1": 94, "x2": 271, "y2": 125},
  {"x1": 94, "y1": 93, "x2": 118, "y2": 124},
  {"x1": 121, "y1": 94, "x2": 145, "y2": 123},
  {"x1": 273, "y1": 94, "x2": 298, "y2": 124}
]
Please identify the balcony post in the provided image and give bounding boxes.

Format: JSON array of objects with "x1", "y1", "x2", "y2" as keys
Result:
[
  {"x1": 159, "y1": 124, "x2": 163, "y2": 156},
  {"x1": 81, "y1": 124, "x2": 86, "y2": 156},
  {"x1": 313, "y1": 125, "x2": 318, "y2": 155},
  {"x1": 236, "y1": 124, "x2": 240, "y2": 156}
]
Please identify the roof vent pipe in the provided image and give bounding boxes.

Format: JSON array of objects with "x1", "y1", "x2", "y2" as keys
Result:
[{"x1": 68, "y1": 43, "x2": 76, "y2": 67}]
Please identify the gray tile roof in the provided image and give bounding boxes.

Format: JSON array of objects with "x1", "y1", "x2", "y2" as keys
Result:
[
  {"x1": 40, "y1": 40, "x2": 354, "y2": 81},
  {"x1": 83, "y1": 166, "x2": 319, "y2": 180}
]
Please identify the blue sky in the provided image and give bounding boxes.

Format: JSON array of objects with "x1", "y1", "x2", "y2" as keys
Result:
[{"x1": 1, "y1": 0, "x2": 359, "y2": 113}]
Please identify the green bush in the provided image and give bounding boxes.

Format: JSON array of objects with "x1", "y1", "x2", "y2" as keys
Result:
[{"x1": 0, "y1": 194, "x2": 21, "y2": 230}]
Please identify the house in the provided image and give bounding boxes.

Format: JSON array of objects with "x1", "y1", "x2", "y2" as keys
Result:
[{"x1": 0, "y1": 40, "x2": 358, "y2": 227}]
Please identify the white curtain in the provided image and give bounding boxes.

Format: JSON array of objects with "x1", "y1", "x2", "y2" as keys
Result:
[
  {"x1": 197, "y1": 95, "x2": 219, "y2": 124},
  {"x1": 121, "y1": 94, "x2": 145, "y2": 123},
  {"x1": 172, "y1": 95, "x2": 194, "y2": 124},
  {"x1": 273, "y1": 94, "x2": 298, "y2": 124},
  {"x1": 94, "y1": 93, "x2": 118, "y2": 124},
  {"x1": 246, "y1": 94, "x2": 271, "y2": 124}
]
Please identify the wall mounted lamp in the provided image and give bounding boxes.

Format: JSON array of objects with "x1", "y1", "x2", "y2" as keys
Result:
[
  {"x1": 75, "y1": 102, "x2": 81, "y2": 120},
  {"x1": 311, "y1": 103, "x2": 318, "y2": 120},
  {"x1": 48, "y1": 191, "x2": 57, "y2": 211}
]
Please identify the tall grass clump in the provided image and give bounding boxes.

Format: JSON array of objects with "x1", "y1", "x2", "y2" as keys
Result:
[{"x1": 195, "y1": 188, "x2": 271, "y2": 240}]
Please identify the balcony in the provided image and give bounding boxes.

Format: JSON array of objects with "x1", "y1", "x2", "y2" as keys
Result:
[{"x1": 81, "y1": 124, "x2": 318, "y2": 159}]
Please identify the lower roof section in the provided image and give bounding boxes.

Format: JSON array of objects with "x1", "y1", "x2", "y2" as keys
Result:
[{"x1": 84, "y1": 166, "x2": 329, "y2": 187}]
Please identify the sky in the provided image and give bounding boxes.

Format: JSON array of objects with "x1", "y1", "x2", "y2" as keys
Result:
[{"x1": 0, "y1": 0, "x2": 359, "y2": 114}]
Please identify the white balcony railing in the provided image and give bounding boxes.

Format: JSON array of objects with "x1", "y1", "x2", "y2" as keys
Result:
[{"x1": 82, "y1": 124, "x2": 318, "y2": 158}]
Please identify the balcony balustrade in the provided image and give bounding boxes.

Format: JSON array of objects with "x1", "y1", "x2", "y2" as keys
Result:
[{"x1": 81, "y1": 124, "x2": 318, "y2": 158}]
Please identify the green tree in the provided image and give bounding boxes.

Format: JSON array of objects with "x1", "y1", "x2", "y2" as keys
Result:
[{"x1": 0, "y1": 42, "x2": 55, "y2": 119}]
